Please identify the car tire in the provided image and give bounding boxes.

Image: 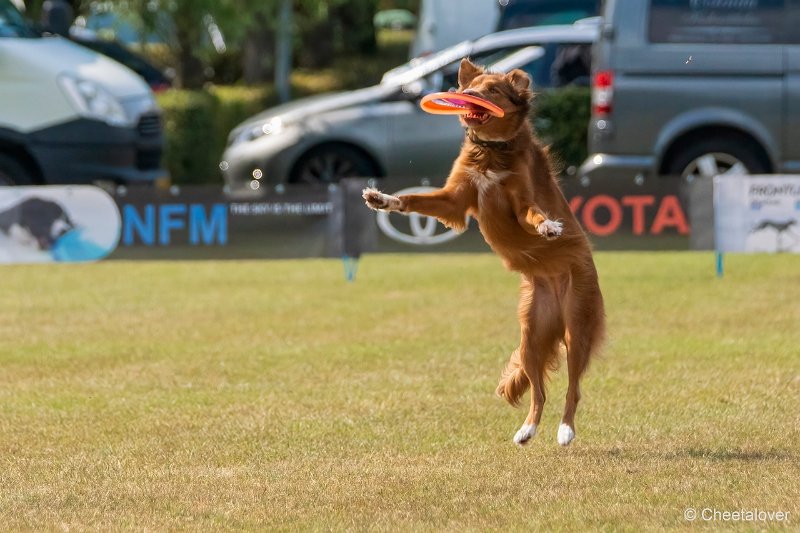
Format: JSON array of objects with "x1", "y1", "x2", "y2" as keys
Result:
[
  {"x1": 290, "y1": 145, "x2": 378, "y2": 184},
  {"x1": 0, "y1": 153, "x2": 34, "y2": 185},
  {"x1": 666, "y1": 138, "x2": 768, "y2": 180}
]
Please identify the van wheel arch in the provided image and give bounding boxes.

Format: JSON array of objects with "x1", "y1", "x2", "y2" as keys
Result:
[
  {"x1": 0, "y1": 144, "x2": 44, "y2": 185},
  {"x1": 659, "y1": 127, "x2": 772, "y2": 178}
]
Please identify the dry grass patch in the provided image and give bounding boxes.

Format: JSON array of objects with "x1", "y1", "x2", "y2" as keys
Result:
[{"x1": 0, "y1": 253, "x2": 798, "y2": 530}]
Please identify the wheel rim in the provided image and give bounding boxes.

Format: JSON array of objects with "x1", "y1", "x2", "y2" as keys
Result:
[
  {"x1": 296, "y1": 152, "x2": 358, "y2": 184},
  {"x1": 683, "y1": 152, "x2": 748, "y2": 180}
]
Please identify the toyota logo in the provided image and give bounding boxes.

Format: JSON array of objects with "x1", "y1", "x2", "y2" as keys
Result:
[{"x1": 375, "y1": 186, "x2": 467, "y2": 245}]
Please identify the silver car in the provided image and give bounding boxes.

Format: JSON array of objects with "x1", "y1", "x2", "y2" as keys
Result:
[{"x1": 221, "y1": 21, "x2": 599, "y2": 189}]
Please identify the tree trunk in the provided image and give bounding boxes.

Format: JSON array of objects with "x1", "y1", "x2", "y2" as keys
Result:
[
  {"x1": 275, "y1": 0, "x2": 292, "y2": 102},
  {"x1": 173, "y1": 6, "x2": 205, "y2": 89},
  {"x1": 242, "y1": 11, "x2": 274, "y2": 84}
]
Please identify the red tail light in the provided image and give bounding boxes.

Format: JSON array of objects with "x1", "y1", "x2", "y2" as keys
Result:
[
  {"x1": 151, "y1": 82, "x2": 171, "y2": 94},
  {"x1": 592, "y1": 70, "x2": 614, "y2": 116}
]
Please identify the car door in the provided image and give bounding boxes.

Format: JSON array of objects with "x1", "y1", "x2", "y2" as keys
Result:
[{"x1": 383, "y1": 86, "x2": 464, "y2": 182}]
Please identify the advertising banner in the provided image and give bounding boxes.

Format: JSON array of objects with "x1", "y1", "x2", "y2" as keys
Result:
[
  {"x1": 111, "y1": 185, "x2": 336, "y2": 260},
  {"x1": 371, "y1": 177, "x2": 691, "y2": 252},
  {"x1": 0, "y1": 186, "x2": 120, "y2": 264},
  {"x1": 714, "y1": 175, "x2": 800, "y2": 253},
  {"x1": 0, "y1": 176, "x2": 694, "y2": 264}
]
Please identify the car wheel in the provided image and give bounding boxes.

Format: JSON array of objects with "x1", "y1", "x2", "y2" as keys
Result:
[
  {"x1": 0, "y1": 153, "x2": 34, "y2": 185},
  {"x1": 666, "y1": 138, "x2": 768, "y2": 180},
  {"x1": 291, "y1": 145, "x2": 377, "y2": 184}
]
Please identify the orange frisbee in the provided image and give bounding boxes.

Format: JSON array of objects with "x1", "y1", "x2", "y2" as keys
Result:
[{"x1": 420, "y1": 92, "x2": 505, "y2": 118}]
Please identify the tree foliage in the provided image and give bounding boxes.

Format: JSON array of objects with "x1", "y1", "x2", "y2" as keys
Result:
[{"x1": 94, "y1": 0, "x2": 384, "y2": 88}]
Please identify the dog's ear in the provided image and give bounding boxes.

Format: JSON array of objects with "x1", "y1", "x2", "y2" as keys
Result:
[
  {"x1": 458, "y1": 58, "x2": 483, "y2": 88},
  {"x1": 505, "y1": 69, "x2": 534, "y2": 105},
  {"x1": 506, "y1": 69, "x2": 531, "y2": 92}
]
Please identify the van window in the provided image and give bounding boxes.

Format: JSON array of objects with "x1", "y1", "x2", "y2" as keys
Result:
[
  {"x1": 648, "y1": 0, "x2": 795, "y2": 44},
  {"x1": 498, "y1": 0, "x2": 601, "y2": 31}
]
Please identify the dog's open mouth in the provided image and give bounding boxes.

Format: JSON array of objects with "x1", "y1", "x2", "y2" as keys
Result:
[{"x1": 463, "y1": 106, "x2": 491, "y2": 125}]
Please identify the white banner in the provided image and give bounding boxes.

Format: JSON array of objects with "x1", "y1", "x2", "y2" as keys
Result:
[
  {"x1": 714, "y1": 175, "x2": 800, "y2": 253},
  {"x1": 0, "y1": 186, "x2": 120, "y2": 264}
]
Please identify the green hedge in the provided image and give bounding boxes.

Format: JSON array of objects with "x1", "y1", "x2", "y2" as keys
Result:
[
  {"x1": 157, "y1": 86, "x2": 276, "y2": 184},
  {"x1": 157, "y1": 85, "x2": 591, "y2": 184},
  {"x1": 532, "y1": 86, "x2": 591, "y2": 173}
]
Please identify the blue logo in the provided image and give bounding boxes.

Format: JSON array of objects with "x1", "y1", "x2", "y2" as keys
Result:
[{"x1": 122, "y1": 203, "x2": 228, "y2": 246}]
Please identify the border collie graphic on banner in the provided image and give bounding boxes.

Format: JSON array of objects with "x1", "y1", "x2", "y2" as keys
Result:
[
  {"x1": 714, "y1": 176, "x2": 800, "y2": 253},
  {"x1": 0, "y1": 186, "x2": 120, "y2": 263}
]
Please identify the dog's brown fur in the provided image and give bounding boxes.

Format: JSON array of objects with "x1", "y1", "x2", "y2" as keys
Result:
[{"x1": 363, "y1": 59, "x2": 605, "y2": 446}]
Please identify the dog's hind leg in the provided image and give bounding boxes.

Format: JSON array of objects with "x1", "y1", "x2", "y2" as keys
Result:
[
  {"x1": 559, "y1": 264, "x2": 605, "y2": 446},
  {"x1": 513, "y1": 276, "x2": 564, "y2": 446}
]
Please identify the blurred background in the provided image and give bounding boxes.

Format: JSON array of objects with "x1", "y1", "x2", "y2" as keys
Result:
[
  {"x1": 0, "y1": 0, "x2": 599, "y2": 189},
  {"x1": 3, "y1": 0, "x2": 797, "y2": 260}
]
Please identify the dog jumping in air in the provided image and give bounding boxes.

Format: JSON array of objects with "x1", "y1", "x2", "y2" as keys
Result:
[{"x1": 363, "y1": 59, "x2": 606, "y2": 447}]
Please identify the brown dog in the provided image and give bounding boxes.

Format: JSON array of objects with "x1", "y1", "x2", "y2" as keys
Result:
[{"x1": 363, "y1": 59, "x2": 605, "y2": 446}]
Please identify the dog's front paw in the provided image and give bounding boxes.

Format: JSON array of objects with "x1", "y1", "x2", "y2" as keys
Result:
[
  {"x1": 362, "y1": 187, "x2": 402, "y2": 212},
  {"x1": 513, "y1": 423, "x2": 537, "y2": 446},
  {"x1": 538, "y1": 219, "x2": 563, "y2": 240},
  {"x1": 557, "y1": 423, "x2": 575, "y2": 447}
]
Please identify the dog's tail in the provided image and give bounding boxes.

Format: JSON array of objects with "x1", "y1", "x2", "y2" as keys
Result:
[{"x1": 496, "y1": 348, "x2": 529, "y2": 407}]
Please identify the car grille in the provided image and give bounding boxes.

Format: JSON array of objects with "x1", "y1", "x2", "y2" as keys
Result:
[
  {"x1": 136, "y1": 149, "x2": 162, "y2": 170},
  {"x1": 137, "y1": 113, "x2": 162, "y2": 137}
]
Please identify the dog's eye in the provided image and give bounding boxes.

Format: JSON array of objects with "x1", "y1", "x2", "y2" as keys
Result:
[{"x1": 489, "y1": 86, "x2": 499, "y2": 94}]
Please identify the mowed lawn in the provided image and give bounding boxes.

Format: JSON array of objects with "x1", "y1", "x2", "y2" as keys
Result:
[{"x1": 0, "y1": 253, "x2": 798, "y2": 531}]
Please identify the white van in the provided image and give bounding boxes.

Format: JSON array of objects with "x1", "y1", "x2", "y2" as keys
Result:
[
  {"x1": 0, "y1": 0, "x2": 165, "y2": 186},
  {"x1": 410, "y1": 0, "x2": 499, "y2": 58}
]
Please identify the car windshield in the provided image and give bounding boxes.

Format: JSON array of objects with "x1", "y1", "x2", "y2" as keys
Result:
[
  {"x1": 384, "y1": 42, "x2": 545, "y2": 95},
  {"x1": 489, "y1": 46, "x2": 546, "y2": 74},
  {"x1": 0, "y1": 0, "x2": 39, "y2": 38},
  {"x1": 381, "y1": 41, "x2": 472, "y2": 86}
]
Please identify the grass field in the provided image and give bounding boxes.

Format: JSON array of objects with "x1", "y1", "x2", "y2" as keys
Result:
[{"x1": 1, "y1": 253, "x2": 798, "y2": 531}]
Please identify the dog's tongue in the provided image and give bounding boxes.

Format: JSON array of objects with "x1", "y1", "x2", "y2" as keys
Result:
[
  {"x1": 438, "y1": 97, "x2": 487, "y2": 113},
  {"x1": 446, "y1": 97, "x2": 469, "y2": 106}
]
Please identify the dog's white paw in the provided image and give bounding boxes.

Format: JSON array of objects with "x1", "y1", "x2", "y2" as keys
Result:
[
  {"x1": 362, "y1": 187, "x2": 401, "y2": 211},
  {"x1": 538, "y1": 219, "x2": 563, "y2": 240},
  {"x1": 557, "y1": 423, "x2": 575, "y2": 447},
  {"x1": 513, "y1": 423, "x2": 537, "y2": 446}
]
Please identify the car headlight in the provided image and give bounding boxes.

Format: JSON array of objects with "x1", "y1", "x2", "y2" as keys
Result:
[
  {"x1": 58, "y1": 75, "x2": 132, "y2": 127},
  {"x1": 233, "y1": 117, "x2": 284, "y2": 145}
]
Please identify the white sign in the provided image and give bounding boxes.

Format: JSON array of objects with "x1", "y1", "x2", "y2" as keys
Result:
[
  {"x1": 0, "y1": 186, "x2": 121, "y2": 264},
  {"x1": 375, "y1": 186, "x2": 465, "y2": 245},
  {"x1": 714, "y1": 175, "x2": 800, "y2": 253}
]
